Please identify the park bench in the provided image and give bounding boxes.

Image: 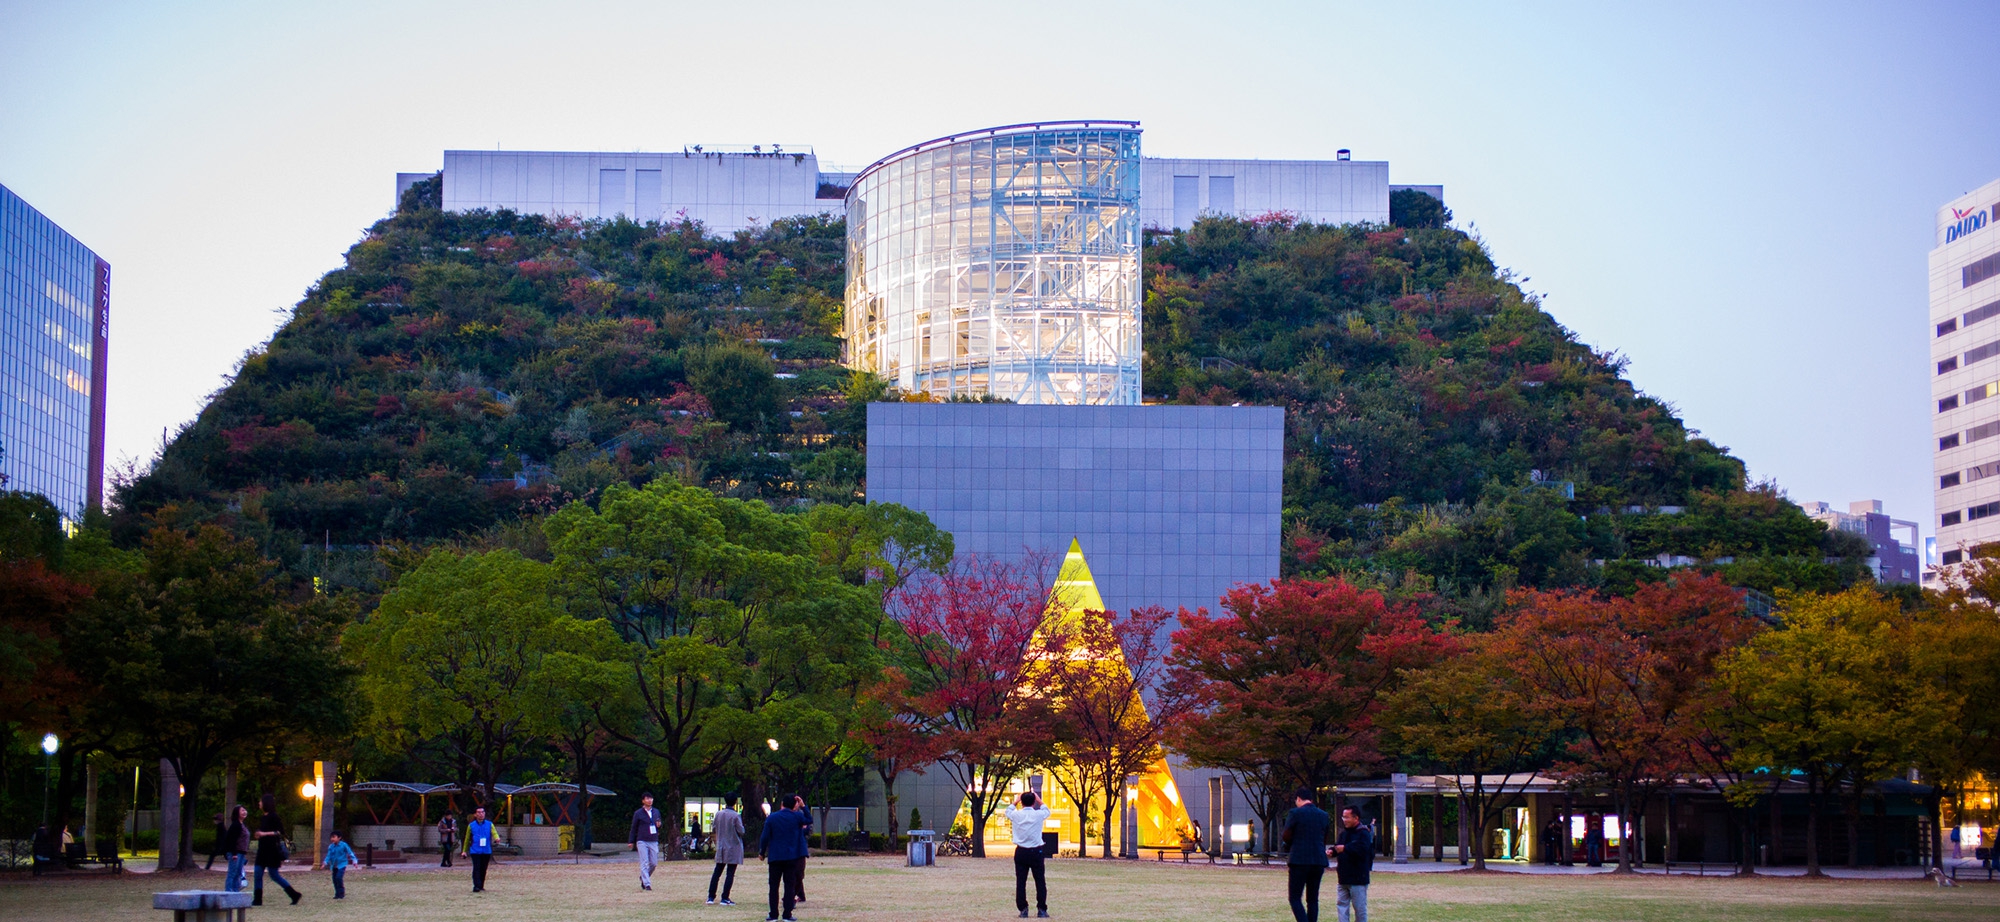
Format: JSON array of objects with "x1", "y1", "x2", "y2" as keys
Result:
[
  {"x1": 153, "y1": 890, "x2": 252, "y2": 922},
  {"x1": 69, "y1": 841, "x2": 124, "y2": 872}
]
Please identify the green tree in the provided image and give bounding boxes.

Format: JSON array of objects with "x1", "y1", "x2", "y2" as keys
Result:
[
  {"x1": 348, "y1": 548, "x2": 584, "y2": 808},
  {"x1": 1717, "y1": 588, "x2": 1918, "y2": 876},
  {"x1": 684, "y1": 342, "x2": 782, "y2": 432},
  {"x1": 66, "y1": 524, "x2": 352, "y2": 869}
]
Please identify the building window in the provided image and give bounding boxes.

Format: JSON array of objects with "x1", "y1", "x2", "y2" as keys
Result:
[
  {"x1": 1970, "y1": 501, "x2": 2000, "y2": 521},
  {"x1": 1940, "y1": 318, "x2": 1960, "y2": 336},
  {"x1": 1942, "y1": 472, "x2": 1962, "y2": 488},
  {"x1": 1970, "y1": 420, "x2": 2000, "y2": 444},
  {"x1": 1944, "y1": 549, "x2": 1964, "y2": 564},
  {"x1": 1941, "y1": 357, "x2": 1961, "y2": 374},
  {"x1": 1969, "y1": 252, "x2": 2000, "y2": 288},
  {"x1": 1173, "y1": 175, "x2": 1199, "y2": 229},
  {"x1": 1968, "y1": 341, "x2": 2000, "y2": 366},
  {"x1": 1943, "y1": 511, "x2": 1963, "y2": 526},
  {"x1": 1970, "y1": 461, "x2": 2000, "y2": 483},
  {"x1": 1941, "y1": 395, "x2": 1961, "y2": 412},
  {"x1": 1208, "y1": 176, "x2": 1235, "y2": 216},
  {"x1": 1965, "y1": 299, "x2": 2000, "y2": 328},
  {"x1": 1970, "y1": 382, "x2": 2000, "y2": 404},
  {"x1": 1942, "y1": 433, "x2": 1962, "y2": 450}
]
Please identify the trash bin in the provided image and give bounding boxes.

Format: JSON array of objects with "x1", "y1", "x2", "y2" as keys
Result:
[
  {"x1": 907, "y1": 829, "x2": 936, "y2": 867},
  {"x1": 1042, "y1": 832, "x2": 1059, "y2": 858}
]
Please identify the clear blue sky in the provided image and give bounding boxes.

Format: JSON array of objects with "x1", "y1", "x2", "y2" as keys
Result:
[{"x1": 4, "y1": 0, "x2": 1996, "y2": 537}]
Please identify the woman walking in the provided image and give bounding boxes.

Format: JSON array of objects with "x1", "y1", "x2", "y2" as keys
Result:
[
  {"x1": 707, "y1": 795, "x2": 746, "y2": 905},
  {"x1": 252, "y1": 793, "x2": 302, "y2": 905},
  {"x1": 221, "y1": 806, "x2": 252, "y2": 892}
]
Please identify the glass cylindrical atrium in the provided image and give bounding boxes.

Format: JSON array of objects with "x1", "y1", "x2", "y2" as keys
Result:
[{"x1": 844, "y1": 122, "x2": 1142, "y2": 405}]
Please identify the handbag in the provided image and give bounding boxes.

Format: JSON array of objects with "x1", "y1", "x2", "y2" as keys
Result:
[{"x1": 278, "y1": 837, "x2": 292, "y2": 861}]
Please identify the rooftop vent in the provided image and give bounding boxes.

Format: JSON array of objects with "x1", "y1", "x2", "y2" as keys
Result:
[{"x1": 1336, "y1": 149, "x2": 1351, "y2": 161}]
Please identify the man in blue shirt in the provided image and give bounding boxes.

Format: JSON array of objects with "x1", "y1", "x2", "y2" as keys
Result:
[
  {"x1": 1281, "y1": 788, "x2": 1331, "y2": 922},
  {"x1": 1331, "y1": 806, "x2": 1373, "y2": 922},
  {"x1": 630, "y1": 793, "x2": 663, "y2": 891},
  {"x1": 758, "y1": 794, "x2": 811, "y2": 922},
  {"x1": 464, "y1": 806, "x2": 496, "y2": 893}
]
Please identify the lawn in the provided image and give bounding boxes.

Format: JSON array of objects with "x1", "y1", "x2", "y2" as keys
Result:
[{"x1": 3, "y1": 855, "x2": 1996, "y2": 922}]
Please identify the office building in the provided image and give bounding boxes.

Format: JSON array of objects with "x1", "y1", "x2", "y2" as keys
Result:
[
  {"x1": 0, "y1": 184, "x2": 109, "y2": 519},
  {"x1": 436, "y1": 147, "x2": 848, "y2": 234},
  {"x1": 1797, "y1": 500, "x2": 1921, "y2": 584},
  {"x1": 865, "y1": 401, "x2": 1282, "y2": 853},
  {"x1": 1930, "y1": 177, "x2": 2000, "y2": 565},
  {"x1": 414, "y1": 129, "x2": 1440, "y2": 243}
]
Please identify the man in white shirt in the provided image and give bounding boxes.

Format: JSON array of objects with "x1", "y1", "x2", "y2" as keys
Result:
[{"x1": 1004, "y1": 791, "x2": 1053, "y2": 918}]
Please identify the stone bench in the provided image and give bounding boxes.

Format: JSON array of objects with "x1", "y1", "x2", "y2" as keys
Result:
[{"x1": 153, "y1": 890, "x2": 252, "y2": 922}]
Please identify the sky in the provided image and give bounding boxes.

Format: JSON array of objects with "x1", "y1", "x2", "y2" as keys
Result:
[{"x1": 3, "y1": 0, "x2": 1997, "y2": 540}]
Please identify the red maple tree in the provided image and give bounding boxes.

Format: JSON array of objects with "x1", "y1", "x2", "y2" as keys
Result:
[
  {"x1": 1493, "y1": 573, "x2": 1753, "y2": 872},
  {"x1": 886, "y1": 555, "x2": 1064, "y2": 857},
  {"x1": 1043, "y1": 604, "x2": 1188, "y2": 857},
  {"x1": 1163, "y1": 578, "x2": 1451, "y2": 849}
]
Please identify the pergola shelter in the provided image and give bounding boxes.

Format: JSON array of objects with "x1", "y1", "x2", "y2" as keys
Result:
[{"x1": 344, "y1": 781, "x2": 614, "y2": 857}]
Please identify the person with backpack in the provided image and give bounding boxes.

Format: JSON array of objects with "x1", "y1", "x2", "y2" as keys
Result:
[
  {"x1": 252, "y1": 793, "x2": 301, "y2": 906},
  {"x1": 1331, "y1": 806, "x2": 1374, "y2": 922}
]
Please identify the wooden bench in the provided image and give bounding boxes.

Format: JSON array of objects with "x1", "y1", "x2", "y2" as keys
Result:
[{"x1": 153, "y1": 890, "x2": 251, "y2": 922}]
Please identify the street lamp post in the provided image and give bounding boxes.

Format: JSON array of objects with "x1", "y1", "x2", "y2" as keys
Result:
[{"x1": 40, "y1": 734, "x2": 59, "y2": 827}]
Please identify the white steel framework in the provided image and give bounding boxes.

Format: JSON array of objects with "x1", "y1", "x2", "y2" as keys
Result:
[{"x1": 844, "y1": 122, "x2": 1143, "y2": 405}]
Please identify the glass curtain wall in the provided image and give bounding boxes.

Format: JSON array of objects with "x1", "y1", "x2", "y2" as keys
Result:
[
  {"x1": 1, "y1": 184, "x2": 107, "y2": 520},
  {"x1": 845, "y1": 123, "x2": 1142, "y2": 405}
]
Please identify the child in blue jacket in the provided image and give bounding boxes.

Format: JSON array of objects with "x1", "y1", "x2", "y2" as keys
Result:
[{"x1": 324, "y1": 832, "x2": 358, "y2": 899}]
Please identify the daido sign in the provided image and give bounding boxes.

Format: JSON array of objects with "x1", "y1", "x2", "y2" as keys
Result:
[{"x1": 1947, "y1": 204, "x2": 1992, "y2": 244}]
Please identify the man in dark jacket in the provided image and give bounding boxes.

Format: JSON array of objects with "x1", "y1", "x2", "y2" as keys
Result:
[
  {"x1": 1281, "y1": 788, "x2": 1331, "y2": 922},
  {"x1": 631, "y1": 793, "x2": 662, "y2": 891},
  {"x1": 1332, "y1": 806, "x2": 1373, "y2": 922},
  {"x1": 758, "y1": 794, "x2": 811, "y2": 922}
]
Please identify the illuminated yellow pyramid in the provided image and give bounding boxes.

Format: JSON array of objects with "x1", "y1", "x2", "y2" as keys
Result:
[{"x1": 1040, "y1": 539, "x2": 1195, "y2": 853}]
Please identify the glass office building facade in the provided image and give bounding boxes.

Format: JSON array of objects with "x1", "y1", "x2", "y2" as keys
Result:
[
  {"x1": 844, "y1": 122, "x2": 1143, "y2": 405},
  {"x1": 1, "y1": 184, "x2": 109, "y2": 519}
]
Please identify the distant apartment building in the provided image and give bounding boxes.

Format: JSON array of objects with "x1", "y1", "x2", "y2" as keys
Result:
[
  {"x1": 1930, "y1": 176, "x2": 2000, "y2": 566},
  {"x1": 1797, "y1": 500, "x2": 1921, "y2": 584},
  {"x1": 0, "y1": 183, "x2": 109, "y2": 519},
  {"x1": 411, "y1": 128, "x2": 1440, "y2": 235}
]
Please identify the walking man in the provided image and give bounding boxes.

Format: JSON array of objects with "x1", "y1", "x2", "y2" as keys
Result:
[
  {"x1": 465, "y1": 805, "x2": 495, "y2": 892},
  {"x1": 1332, "y1": 806, "x2": 1373, "y2": 922},
  {"x1": 708, "y1": 795, "x2": 746, "y2": 905},
  {"x1": 1583, "y1": 814, "x2": 1605, "y2": 867},
  {"x1": 1005, "y1": 790, "x2": 1053, "y2": 918},
  {"x1": 632, "y1": 793, "x2": 663, "y2": 891},
  {"x1": 437, "y1": 812, "x2": 456, "y2": 868},
  {"x1": 788, "y1": 796, "x2": 812, "y2": 904},
  {"x1": 1281, "y1": 788, "x2": 1331, "y2": 922},
  {"x1": 757, "y1": 794, "x2": 810, "y2": 922}
]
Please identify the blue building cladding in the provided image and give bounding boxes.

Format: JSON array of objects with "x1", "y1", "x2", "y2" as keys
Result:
[
  {"x1": 1, "y1": 184, "x2": 109, "y2": 519},
  {"x1": 863, "y1": 401, "x2": 1283, "y2": 846},
  {"x1": 865, "y1": 402, "x2": 1283, "y2": 623}
]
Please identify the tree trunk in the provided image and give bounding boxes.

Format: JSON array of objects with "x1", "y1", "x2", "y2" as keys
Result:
[
  {"x1": 1469, "y1": 778, "x2": 1488, "y2": 871},
  {"x1": 1804, "y1": 777, "x2": 1822, "y2": 877},
  {"x1": 572, "y1": 748, "x2": 594, "y2": 851},
  {"x1": 1927, "y1": 790, "x2": 1945, "y2": 873},
  {"x1": 741, "y1": 779, "x2": 765, "y2": 854},
  {"x1": 883, "y1": 778, "x2": 900, "y2": 849},
  {"x1": 1614, "y1": 786, "x2": 1633, "y2": 873},
  {"x1": 664, "y1": 785, "x2": 686, "y2": 860},
  {"x1": 969, "y1": 798, "x2": 990, "y2": 858},
  {"x1": 171, "y1": 757, "x2": 212, "y2": 872},
  {"x1": 1102, "y1": 787, "x2": 1116, "y2": 859},
  {"x1": 1844, "y1": 786, "x2": 1863, "y2": 869},
  {"x1": 1736, "y1": 801, "x2": 1756, "y2": 876}
]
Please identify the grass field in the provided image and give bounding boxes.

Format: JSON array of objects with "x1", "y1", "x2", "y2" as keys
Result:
[{"x1": 4, "y1": 855, "x2": 1996, "y2": 922}]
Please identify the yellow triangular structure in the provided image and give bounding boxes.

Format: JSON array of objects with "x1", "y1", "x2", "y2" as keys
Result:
[{"x1": 976, "y1": 538, "x2": 1197, "y2": 854}]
